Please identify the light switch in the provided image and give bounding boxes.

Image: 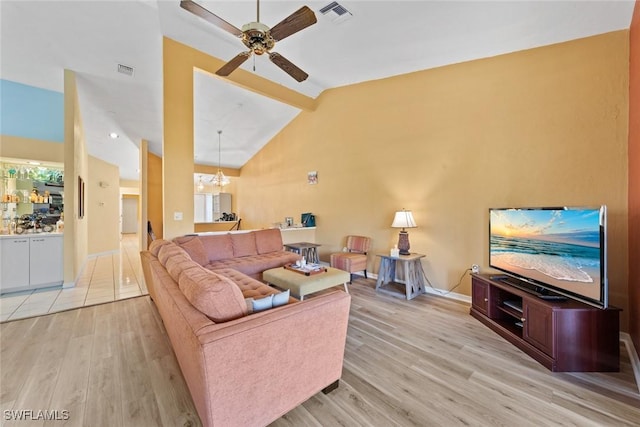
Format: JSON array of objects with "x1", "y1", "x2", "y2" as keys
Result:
[{"x1": 174, "y1": 211, "x2": 183, "y2": 221}]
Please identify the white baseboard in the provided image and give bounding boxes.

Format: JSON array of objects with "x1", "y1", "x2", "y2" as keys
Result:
[
  {"x1": 620, "y1": 332, "x2": 640, "y2": 393},
  {"x1": 352, "y1": 271, "x2": 471, "y2": 304}
]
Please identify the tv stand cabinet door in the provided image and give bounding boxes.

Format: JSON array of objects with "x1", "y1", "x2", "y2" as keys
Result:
[
  {"x1": 471, "y1": 277, "x2": 489, "y2": 315},
  {"x1": 522, "y1": 299, "x2": 554, "y2": 357}
]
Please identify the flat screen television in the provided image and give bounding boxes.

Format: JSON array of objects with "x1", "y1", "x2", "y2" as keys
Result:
[{"x1": 489, "y1": 206, "x2": 607, "y2": 308}]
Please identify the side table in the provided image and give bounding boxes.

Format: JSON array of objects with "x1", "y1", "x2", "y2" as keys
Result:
[
  {"x1": 284, "y1": 242, "x2": 321, "y2": 263},
  {"x1": 376, "y1": 253, "x2": 426, "y2": 300}
]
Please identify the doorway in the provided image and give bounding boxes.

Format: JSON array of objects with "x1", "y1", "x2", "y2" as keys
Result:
[{"x1": 121, "y1": 196, "x2": 138, "y2": 234}]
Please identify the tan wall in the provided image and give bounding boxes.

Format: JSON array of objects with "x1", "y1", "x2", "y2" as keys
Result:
[
  {"x1": 147, "y1": 151, "x2": 163, "y2": 240},
  {"x1": 628, "y1": 1, "x2": 640, "y2": 355},
  {"x1": 87, "y1": 155, "x2": 120, "y2": 254},
  {"x1": 162, "y1": 37, "x2": 316, "y2": 239},
  {"x1": 239, "y1": 32, "x2": 630, "y2": 328},
  {"x1": 63, "y1": 69, "x2": 88, "y2": 284},
  {"x1": 0, "y1": 135, "x2": 64, "y2": 162}
]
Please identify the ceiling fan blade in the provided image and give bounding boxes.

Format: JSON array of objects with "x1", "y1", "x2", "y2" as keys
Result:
[
  {"x1": 216, "y1": 51, "x2": 252, "y2": 77},
  {"x1": 268, "y1": 52, "x2": 309, "y2": 82},
  {"x1": 180, "y1": 0, "x2": 242, "y2": 37},
  {"x1": 269, "y1": 6, "x2": 317, "y2": 42}
]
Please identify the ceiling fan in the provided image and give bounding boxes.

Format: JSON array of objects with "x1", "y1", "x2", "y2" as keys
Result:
[{"x1": 180, "y1": 0, "x2": 317, "y2": 82}]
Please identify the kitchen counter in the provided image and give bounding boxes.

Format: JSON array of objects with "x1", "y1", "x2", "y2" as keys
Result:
[{"x1": 0, "y1": 231, "x2": 63, "y2": 239}]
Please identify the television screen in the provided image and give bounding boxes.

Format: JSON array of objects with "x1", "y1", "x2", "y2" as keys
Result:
[{"x1": 489, "y1": 206, "x2": 607, "y2": 308}]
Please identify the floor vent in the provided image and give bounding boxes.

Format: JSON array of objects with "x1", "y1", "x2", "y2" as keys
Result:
[
  {"x1": 117, "y1": 63, "x2": 135, "y2": 77},
  {"x1": 319, "y1": 1, "x2": 352, "y2": 23}
]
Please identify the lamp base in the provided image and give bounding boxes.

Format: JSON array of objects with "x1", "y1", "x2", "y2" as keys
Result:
[{"x1": 397, "y1": 230, "x2": 411, "y2": 255}]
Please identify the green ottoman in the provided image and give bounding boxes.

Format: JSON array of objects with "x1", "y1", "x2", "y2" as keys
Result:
[{"x1": 263, "y1": 266, "x2": 351, "y2": 300}]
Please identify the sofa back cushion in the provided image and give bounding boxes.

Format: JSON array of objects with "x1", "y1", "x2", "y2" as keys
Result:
[
  {"x1": 157, "y1": 242, "x2": 190, "y2": 266},
  {"x1": 231, "y1": 232, "x2": 258, "y2": 257},
  {"x1": 173, "y1": 236, "x2": 208, "y2": 266},
  {"x1": 254, "y1": 228, "x2": 284, "y2": 254},
  {"x1": 178, "y1": 266, "x2": 248, "y2": 323},
  {"x1": 200, "y1": 234, "x2": 234, "y2": 261},
  {"x1": 149, "y1": 239, "x2": 173, "y2": 257}
]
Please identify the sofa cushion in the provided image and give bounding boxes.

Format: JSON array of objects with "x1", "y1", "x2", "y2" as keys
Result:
[
  {"x1": 165, "y1": 255, "x2": 200, "y2": 283},
  {"x1": 207, "y1": 251, "x2": 301, "y2": 279},
  {"x1": 213, "y1": 268, "x2": 279, "y2": 299},
  {"x1": 157, "y1": 242, "x2": 190, "y2": 266},
  {"x1": 149, "y1": 239, "x2": 173, "y2": 257},
  {"x1": 231, "y1": 232, "x2": 258, "y2": 257},
  {"x1": 254, "y1": 228, "x2": 283, "y2": 254},
  {"x1": 200, "y1": 234, "x2": 234, "y2": 261},
  {"x1": 174, "y1": 236, "x2": 208, "y2": 266},
  {"x1": 178, "y1": 267, "x2": 248, "y2": 323}
]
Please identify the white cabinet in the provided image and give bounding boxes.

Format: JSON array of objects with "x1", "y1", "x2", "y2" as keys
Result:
[
  {"x1": 0, "y1": 237, "x2": 30, "y2": 292},
  {"x1": 29, "y1": 236, "x2": 63, "y2": 286},
  {"x1": 0, "y1": 234, "x2": 63, "y2": 294},
  {"x1": 213, "y1": 193, "x2": 231, "y2": 221}
]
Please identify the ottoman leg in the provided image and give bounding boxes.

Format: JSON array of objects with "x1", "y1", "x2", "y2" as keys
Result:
[{"x1": 343, "y1": 282, "x2": 349, "y2": 293}]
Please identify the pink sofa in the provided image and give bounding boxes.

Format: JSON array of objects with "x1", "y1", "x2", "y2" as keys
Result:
[
  {"x1": 173, "y1": 228, "x2": 301, "y2": 280},
  {"x1": 140, "y1": 239, "x2": 351, "y2": 427}
]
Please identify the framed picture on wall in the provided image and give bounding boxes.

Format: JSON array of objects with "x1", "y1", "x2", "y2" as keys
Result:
[{"x1": 78, "y1": 176, "x2": 85, "y2": 218}]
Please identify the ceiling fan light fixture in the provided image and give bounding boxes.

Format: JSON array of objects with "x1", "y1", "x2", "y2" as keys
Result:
[{"x1": 181, "y1": 0, "x2": 316, "y2": 81}]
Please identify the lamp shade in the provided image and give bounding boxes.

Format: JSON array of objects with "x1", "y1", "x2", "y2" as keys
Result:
[{"x1": 391, "y1": 210, "x2": 417, "y2": 229}]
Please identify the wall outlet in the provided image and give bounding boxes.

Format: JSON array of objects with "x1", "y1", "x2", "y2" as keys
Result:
[
  {"x1": 471, "y1": 264, "x2": 480, "y2": 274},
  {"x1": 173, "y1": 211, "x2": 183, "y2": 221}
]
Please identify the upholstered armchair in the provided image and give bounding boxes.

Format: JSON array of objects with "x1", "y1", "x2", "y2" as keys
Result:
[{"x1": 330, "y1": 235, "x2": 372, "y2": 283}]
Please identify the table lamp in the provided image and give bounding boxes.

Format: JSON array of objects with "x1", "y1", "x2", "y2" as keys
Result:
[{"x1": 391, "y1": 209, "x2": 417, "y2": 255}]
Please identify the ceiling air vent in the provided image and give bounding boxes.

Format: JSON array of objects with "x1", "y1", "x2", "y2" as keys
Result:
[
  {"x1": 319, "y1": 1, "x2": 352, "y2": 23},
  {"x1": 117, "y1": 63, "x2": 135, "y2": 77}
]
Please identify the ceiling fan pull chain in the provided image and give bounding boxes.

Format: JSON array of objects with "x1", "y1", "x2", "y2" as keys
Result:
[{"x1": 253, "y1": 55, "x2": 256, "y2": 72}]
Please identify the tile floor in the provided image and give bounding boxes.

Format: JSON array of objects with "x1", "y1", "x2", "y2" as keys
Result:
[{"x1": 0, "y1": 233, "x2": 146, "y2": 322}]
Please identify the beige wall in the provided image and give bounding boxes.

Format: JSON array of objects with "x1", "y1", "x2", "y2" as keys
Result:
[
  {"x1": 0, "y1": 135, "x2": 64, "y2": 162},
  {"x1": 87, "y1": 155, "x2": 120, "y2": 254},
  {"x1": 63, "y1": 69, "x2": 88, "y2": 284},
  {"x1": 239, "y1": 32, "x2": 630, "y2": 327},
  {"x1": 628, "y1": 0, "x2": 640, "y2": 354},
  {"x1": 162, "y1": 37, "x2": 316, "y2": 239},
  {"x1": 147, "y1": 151, "x2": 163, "y2": 241}
]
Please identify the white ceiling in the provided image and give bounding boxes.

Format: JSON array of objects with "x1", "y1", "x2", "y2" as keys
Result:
[{"x1": 1, "y1": 1, "x2": 635, "y2": 180}]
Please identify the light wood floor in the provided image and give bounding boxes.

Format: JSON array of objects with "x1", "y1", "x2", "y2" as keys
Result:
[
  {"x1": 1, "y1": 277, "x2": 638, "y2": 426},
  {"x1": 0, "y1": 234, "x2": 146, "y2": 322}
]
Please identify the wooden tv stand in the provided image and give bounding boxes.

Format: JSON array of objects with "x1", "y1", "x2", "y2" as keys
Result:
[{"x1": 470, "y1": 273, "x2": 620, "y2": 372}]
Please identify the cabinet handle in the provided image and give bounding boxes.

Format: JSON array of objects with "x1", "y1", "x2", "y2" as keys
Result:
[{"x1": 520, "y1": 317, "x2": 526, "y2": 323}]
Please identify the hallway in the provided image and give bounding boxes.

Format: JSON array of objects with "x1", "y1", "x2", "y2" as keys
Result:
[{"x1": 0, "y1": 234, "x2": 146, "y2": 322}]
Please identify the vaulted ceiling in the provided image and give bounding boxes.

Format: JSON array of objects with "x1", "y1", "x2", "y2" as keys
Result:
[{"x1": 1, "y1": 1, "x2": 635, "y2": 180}]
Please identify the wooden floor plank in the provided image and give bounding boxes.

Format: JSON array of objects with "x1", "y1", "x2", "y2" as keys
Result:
[{"x1": 1, "y1": 279, "x2": 638, "y2": 427}]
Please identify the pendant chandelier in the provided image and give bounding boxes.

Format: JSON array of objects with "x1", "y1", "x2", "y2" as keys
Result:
[{"x1": 211, "y1": 130, "x2": 230, "y2": 188}]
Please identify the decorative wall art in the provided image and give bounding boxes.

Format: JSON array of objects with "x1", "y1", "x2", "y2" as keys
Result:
[{"x1": 307, "y1": 171, "x2": 318, "y2": 185}]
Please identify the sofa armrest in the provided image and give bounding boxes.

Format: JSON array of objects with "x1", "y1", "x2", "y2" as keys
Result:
[{"x1": 195, "y1": 291, "x2": 351, "y2": 427}]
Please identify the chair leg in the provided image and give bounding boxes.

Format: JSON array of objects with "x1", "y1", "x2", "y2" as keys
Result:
[{"x1": 364, "y1": 270, "x2": 367, "y2": 279}]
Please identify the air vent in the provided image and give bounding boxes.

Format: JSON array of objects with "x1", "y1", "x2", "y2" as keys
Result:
[
  {"x1": 319, "y1": 1, "x2": 352, "y2": 23},
  {"x1": 117, "y1": 63, "x2": 135, "y2": 77}
]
